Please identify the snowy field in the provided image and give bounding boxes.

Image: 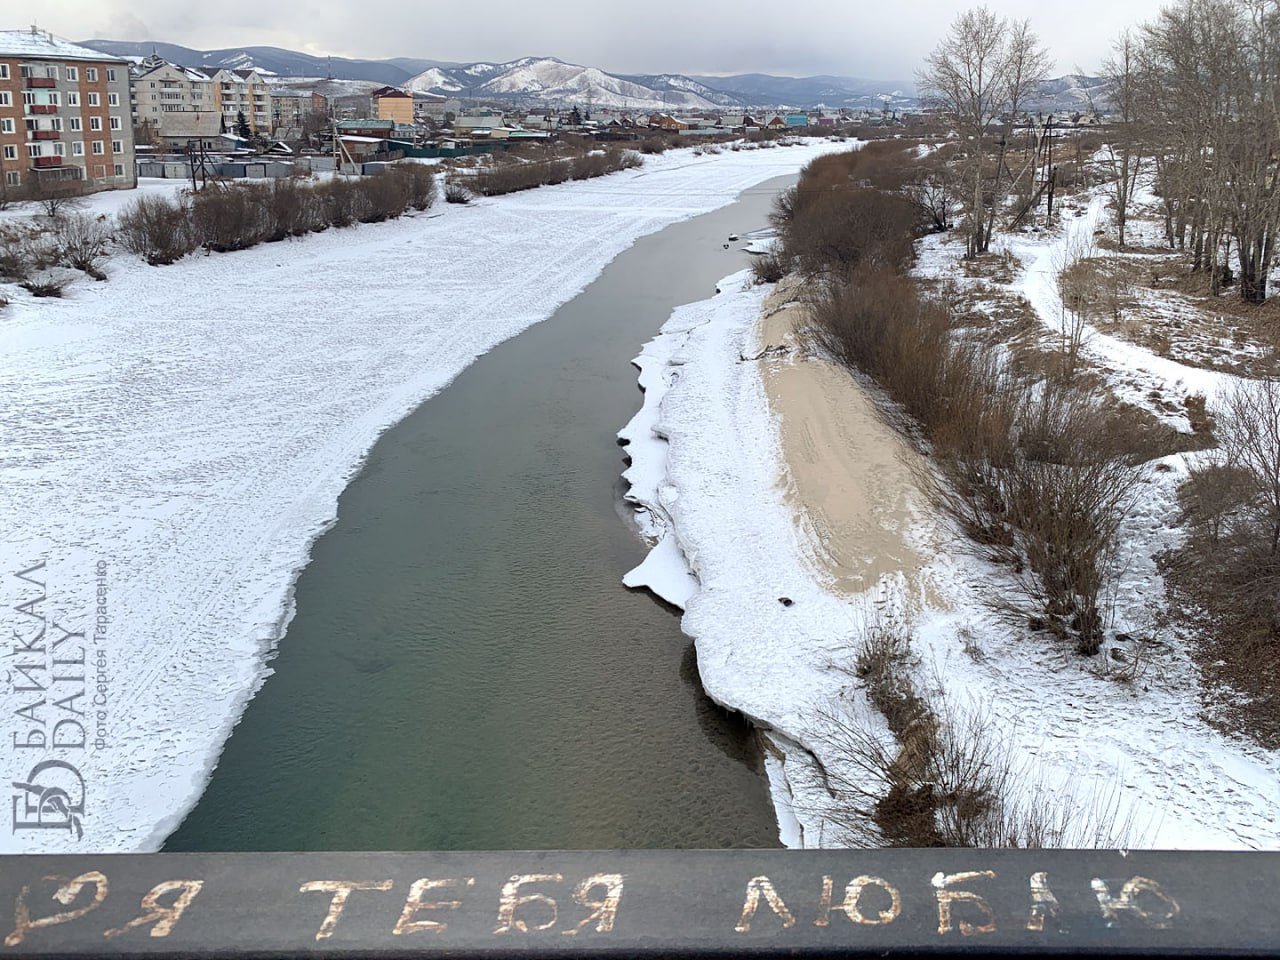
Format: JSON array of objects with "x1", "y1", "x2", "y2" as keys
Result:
[
  {"x1": 0, "y1": 140, "x2": 843, "y2": 853},
  {"x1": 625, "y1": 256, "x2": 1280, "y2": 849}
]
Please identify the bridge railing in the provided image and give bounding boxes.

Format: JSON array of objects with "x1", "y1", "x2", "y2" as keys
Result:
[{"x1": 0, "y1": 849, "x2": 1274, "y2": 957}]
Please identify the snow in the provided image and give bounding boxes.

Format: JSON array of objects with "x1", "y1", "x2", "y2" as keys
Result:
[
  {"x1": 0, "y1": 30, "x2": 126, "y2": 62},
  {"x1": 0, "y1": 140, "x2": 845, "y2": 854},
  {"x1": 624, "y1": 253, "x2": 1280, "y2": 848},
  {"x1": 406, "y1": 68, "x2": 462, "y2": 94}
]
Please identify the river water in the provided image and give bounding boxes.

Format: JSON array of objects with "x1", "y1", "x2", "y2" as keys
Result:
[{"x1": 165, "y1": 176, "x2": 793, "y2": 851}]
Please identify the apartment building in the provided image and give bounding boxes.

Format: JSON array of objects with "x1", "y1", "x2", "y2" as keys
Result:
[
  {"x1": 131, "y1": 53, "x2": 216, "y2": 137},
  {"x1": 0, "y1": 28, "x2": 136, "y2": 196},
  {"x1": 268, "y1": 88, "x2": 326, "y2": 139},
  {"x1": 212, "y1": 68, "x2": 271, "y2": 133}
]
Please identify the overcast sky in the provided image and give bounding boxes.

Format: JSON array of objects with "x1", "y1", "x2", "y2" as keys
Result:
[{"x1": 41, "y1": 0, "x2": 1169, "y2": 79}]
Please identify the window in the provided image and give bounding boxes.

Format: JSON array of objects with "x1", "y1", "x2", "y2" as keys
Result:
[
  {"x1": 149, "y1": 81, "x2": 156, "y2": 89},
  {"x1": 108, "y1": 93, "x2": 119, "y2": 106},
  {"x1": 1, "y1": 145, "x2": 15, "y2": 160},
  {"x1": 90, "y1": 116, "x2": 102, "y2": 131},
  {"x1": 113, "y1": 163, "x2": 123, "y2": 176},
  {"x1": 50, "y1": 117, "x2": 62, "y2": 131},
  {"x1": 67, "y1": 91, "x2": 79, "y2": 106},
  {"x1": 0, "y1": 92, "x2": 9, "y2": 107},
  {"x1": 92, "y1": 140, "x2": 104, "y2": 155},
  {"x1": 65, "y1": 66, "x2": 78, "y2": 81},
  {"x1": 47, "y1": 92, "x2": 59, "y2": 106},
  {"x1": 111, "y1": 139, "x2": 122, "y2": 153},
  {"x1": 72, "y1": 141, "x2": 84, "y2": 156},
  {"x1": 87, "y1": 92, "x2": 100, "y2": 107},
  {"x1": 4, "y1": 171, "x2": 17, "y2": 186},
  {"x1": 0, "y1": 65, "x2": 8, "y2": 80},
  {"x1": 86, "y1": 68, "x2": 98, "y2": 82},
  {"x1": 22, "y1": 92, "x2": 33, "y2": 106},
  {"x1": 69, "y1": 117, "x2": 82, "y2": 131},
  {"x1": 110, "y1": 116, "x2": 121, "y2": 130},
  {"x1": 27, "y1": 144, "x2": 41, "y2": 158},
  {"x1": 0, "y1": 119, "x2": 11, "y2": 134},
  {"x1": 52, "y1": 142, "x2": 65, "y2": 157},
  {"x1": 107, "y1": 69, "x2": 117, "y2": 82}
]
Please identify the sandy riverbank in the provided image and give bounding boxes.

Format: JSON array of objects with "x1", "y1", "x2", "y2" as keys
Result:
[
  {"x1": 755, "y1": 279, "x2": 937, "y2": 602},
  {"x1": 626, "y1": 262, "x2": 1280, "y2": 849}
]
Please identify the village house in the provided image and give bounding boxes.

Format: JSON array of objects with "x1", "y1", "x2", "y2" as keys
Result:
[
  {"x1": 452, "y1": 112, "x2": 506, "y2": 135},
  {"x1": 0, "y1": 28, "x2": 136, "y2": 196},
  {"x1": 647, "y1": 113, "x2": 687, "y2": 131}
]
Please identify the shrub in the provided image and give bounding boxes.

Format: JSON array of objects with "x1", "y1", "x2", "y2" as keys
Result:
[
  {"x1": 782, "y1": 187, "x2": 920, "y2": 276},
  {"x1": 53, "y1": 213, "x2": 112, "y2": 279},
  {"x1": 117, "y1": 194, "x2": 197, "y2": 265},
  {"x1": 750, "y1": 248, "x2": 788, "y2": 284},
  {"x1": 316, "y1": 178, "x2": 362, "y2": 228},
  {"x1": 444, "y1": 181, "x2": 472, "y2": 204},
  {"x1": 20, "y1": 277, "x2": 69, "y2": 297},
  {"x1": 807, "y1": 266, "x2": 1140, "y2": 653},
  {"x1": 386, "y1": 163, "x2": 437, "y2": 211},
  {"x1": 820, "y1": 619, "x2": 1139, "y2": 847},
  {"x1": 263, "y1": 178, "x2": 325, "y2": 240},
  {"x1": 1176, "y1": 378, "x2": 1280, "y2": 648},
  {"x1": 0, "y1": 224, "x2": 59, "y2": 281},
  {"x1": 191, "y1": 183, "x2": 270, "y2": 252},
  {"x1": 354, "y1": 171, "x2": 410, "y2": 223}
]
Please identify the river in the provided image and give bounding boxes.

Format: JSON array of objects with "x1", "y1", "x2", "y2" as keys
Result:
[{"x1": 164, "y1": 176, "x2": 793, "y2": 851}]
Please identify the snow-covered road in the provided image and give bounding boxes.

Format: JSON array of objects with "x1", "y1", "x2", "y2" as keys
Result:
[{"x1": 0, "y1": 141, "x2": 842, "y2": 853}]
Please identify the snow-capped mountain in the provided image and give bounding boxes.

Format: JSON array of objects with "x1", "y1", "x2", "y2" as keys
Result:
[{"x1": 407, "y1": 57, "x2": 724, "y2": 111}]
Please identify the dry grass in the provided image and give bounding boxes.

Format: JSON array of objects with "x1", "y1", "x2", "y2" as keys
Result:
[{"x1": 819, "y1": 618, "x2": 1140, "y2": 847}]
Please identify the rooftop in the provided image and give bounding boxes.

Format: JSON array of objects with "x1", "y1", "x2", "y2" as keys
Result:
[{"x1": 0, "y1": 29, "x2": 126, "y2": 62}]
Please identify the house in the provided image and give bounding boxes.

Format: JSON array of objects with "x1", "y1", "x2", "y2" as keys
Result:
[
  {"x1": 0, "y1": 28, "x2": 136, "y2": 195},
  {"x1": 452, "y1": 113, "x2": 505, "y2": 135},
  {"x1": 647, "y1": 113, "x2": 687, "y2": 131},
  {"x1": 335, "y1": 119, "x2": 395, "y2": 139},
  {"x1": 784, "y1": 113, "x2": 809, "y2": 128},
  {"x1": 765, "y1": 115, "x2": 788, "y2": 130},
  {"x1": 371, "y1": 86, "x2": 413, "y2": 125}
]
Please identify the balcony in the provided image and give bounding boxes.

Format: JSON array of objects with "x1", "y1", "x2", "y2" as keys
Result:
[
  {"x1": 31, "y1": 130, "x2": 59, "y2": 140},
  {"x1": 25, "y1": 76, "x2": 55, "y2": 89},
  {"x1": 27, "y1": 104, "x2": 57, "y2": 115},
  {"x1": 32, "y1": 155, "x2": 62, "y2": 168}
]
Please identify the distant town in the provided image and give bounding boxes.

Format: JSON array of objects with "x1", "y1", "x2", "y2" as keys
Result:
[{"x1": 0, "y1": 27, "x2": 1112, "y2": 199}]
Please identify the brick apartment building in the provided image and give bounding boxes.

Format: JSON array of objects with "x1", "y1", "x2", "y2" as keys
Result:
[{"x1": 0, "y1": 28, "x2": 136, "y2": 197}]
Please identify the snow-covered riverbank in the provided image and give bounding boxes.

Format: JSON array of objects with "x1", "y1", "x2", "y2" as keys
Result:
[
  {"x1": 0, "y1": 141, "x2": 844, "y2": 853},
  {"x1": 622, "y1": 266, "x2": 1280, "y2": 850}
]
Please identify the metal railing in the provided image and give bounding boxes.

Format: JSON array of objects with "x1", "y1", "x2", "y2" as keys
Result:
[{"x1": 0, "y1": 849, "x2": 1275, "y2": 957}]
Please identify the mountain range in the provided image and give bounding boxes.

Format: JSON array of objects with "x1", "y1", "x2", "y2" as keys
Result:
[{"x1": 81, "y1": 40, "x2": 1105, "y2": 113}]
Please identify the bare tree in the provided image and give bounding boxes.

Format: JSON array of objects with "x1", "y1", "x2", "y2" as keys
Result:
[
  {"x1": 984, "y1": 19, "x2": 1051, "y2": 246},
  {"x1": 918, "y1": 7, "x2": 1049, "y2": 258},
  {"x1": 1100, "y1": 32, "x2": 1148, "y2": 249}
]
